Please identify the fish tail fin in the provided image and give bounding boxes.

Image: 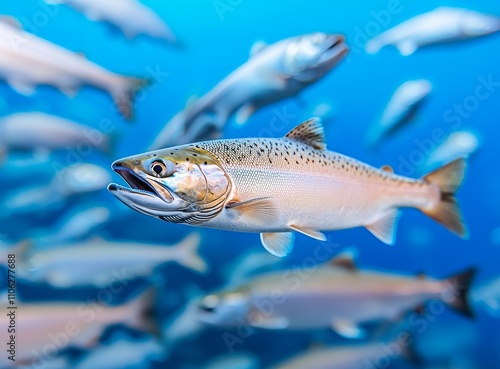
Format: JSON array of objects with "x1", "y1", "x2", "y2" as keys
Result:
[
  {"x1": 420, "y1": 158, "x2": 468, "y2": 238},
  {"x1": 174, "y1": 232, "x2": 208, "y2": 274},
  {"x1": 113, "y1": 77, "x2": 150, "y2": 120},
  {"x1": 125, "y1": 287, "x2": 160, "y2": 337},
  {"x1": 443, "y1": 268, "x2": 476, "y2": 318}
]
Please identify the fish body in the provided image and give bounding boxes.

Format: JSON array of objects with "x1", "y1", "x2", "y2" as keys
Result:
[
  {"x1": 18, "y1": 233, "x2": 206, "y2": 287},
  {"x1": 269, "y1": 343, "x2": 394, "y2": 369},
  {"x1": 0, "y1": 112, "x2": 112, "y2": 158},
  {"x1": 367, "y1": 80, "x2": 432, "y2": 148},
  {"x1": 2, "y1": 163, "x2": 110, "y2": 217},
  {"x1": 366, "y1": 7, "x2": 500, "y2": 55},
  {"x1": 149, "y1": 33, "x2": 347, "y2": 149},
  {"x1": 0, "y1": 17, "x2": 144, "y2": 118},
  {"x1": 74, "y1": 335, "x2": 165, "y2": 369},
  {"x1": 47, "y1": 0, "x2": 176, "y2": 43},
  {"x1": 35, "y1": 206, "x2": 110, "y2": 245},
  {"x1": 196, "y1": 253, "x2": 475, "y2": 336},
  {"x1": 0, "y1": 289, "x2": 156, "y2": 365},
  {"x1": 110, "y1": 118, "x2": 467, "y2": 257}
]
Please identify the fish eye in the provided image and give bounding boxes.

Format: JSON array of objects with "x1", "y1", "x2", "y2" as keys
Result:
[{"x1": 150, "y1": 160, "x2": 167, "y2": 177}]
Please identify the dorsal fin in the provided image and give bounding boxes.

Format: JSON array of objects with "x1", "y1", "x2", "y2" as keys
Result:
[
  {"x1": 0, "y1": 16, "x2": 22, "y2": 30},
  {"x1": 380, "y1": 165, "x2": 394, "y2": 173},
  {"x1": 285, "y1": 117, "x2": 326, "y2": 150},
  {"x1": 329, "y1": 250, "x2": 357, "y2": 271},
  {"x1": 250, "y1": 40, "x2": 268, "y2": 57}
]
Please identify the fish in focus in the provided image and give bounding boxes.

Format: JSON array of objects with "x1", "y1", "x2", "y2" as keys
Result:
[
  {"x1": 367, "y1": 80, "x2": 432, "y2": 148},
  {"x1": 366, "y1": 7, "x2": 500, "y2": 56},
  {"x1": 110, "y1": 118, "x2": 468, "y2": 257},
  {"x1": 425, "y1": 131, "x2": 480, "y2": 170},
  {"x1": 196, "y1": 253, "x2": 475, "y2": 338},
  {"x1": 14, "y1": 233, "x2": 206, "y2": 288},
  {"x1": 45, "y1": 0, "x2": 177, "y2": 43},
  {"x1": 0, "y1": 16, "x2": 146, "y2": 118},
  {"x1": 0, "y1": 112, "x2": 114, "y2": 163},
  {"x1": 0, "y1": 288, "x2": 157, "y2": 366},
  {"x1": 148, "y1": 33, "x2": 347, "y2": 149}
]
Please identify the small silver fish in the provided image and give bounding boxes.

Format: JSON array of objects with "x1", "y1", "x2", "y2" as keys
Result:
[
  {"x1": 74, "y1": 334, "x2": 165, "y2": 369},
  {"x1": 3, "y1": 163, "x2": 110, "y2": 217},
  {"x1": 0, "y1": 112, "x2": 114, "y2": 162},
  {"x1": 196, "y1": 253, "x2": 475, "y2": 337},
  {"x1": 34, "y1": 206, "x2": 111, "y2": 245},
  {"x1": 0, "y1": 16, "x2": 146, "y2": 118},
  {"x1": 0, "y1": 288, "x2": 157, "y2": 365},
  {"x1": 367, "y1": 80, "x2": 432, "y2": 148},
  {"x1": 366, "y1": 7, "x2": 500, "y2": 56},
  {"x1": 46, "y1": 0, "x2": 176, "y2": 43},
  {"x1": 149, "y1": 33, "x2": 347, "y2": 149},
  {"x1": 269, "y1": 342, "x2": 408, "y2": 369},
  {"x1": 110, "y1": 118, "x2": 467, "y2": 257},
  {"x1": 16, "y1": 233, "x2": 206, "y2": 288}
]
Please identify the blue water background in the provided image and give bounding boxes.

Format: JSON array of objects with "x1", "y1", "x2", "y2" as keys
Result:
[{"x1": 1, "y1": 0, "x2": 500, "y2": 368}]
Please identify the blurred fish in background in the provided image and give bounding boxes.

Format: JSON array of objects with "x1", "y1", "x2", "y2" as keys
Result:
[
  {"x1": 148, "y1": 33, "x2": 348, "y2": 149},
  {"x1": 0, "y1": 16, "x2": 146, "y2": 119},
  {"x1": 44, "y1": 0, "x2": 177, "y2": 43},
  {"x1": 366, "y1": 79, "x2": 432, "y2": 149},
  {"x1": 365, "y1": 7, "x2": 500, "y2": 55},
  {"x1": 0, "y1": 0, "x2": 499, "y2": 368}
]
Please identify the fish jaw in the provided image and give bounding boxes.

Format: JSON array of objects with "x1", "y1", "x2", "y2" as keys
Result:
[
  {"x1": 108, "y1": 146, "x2": 232, "y2": 225},
  {"x1": 108, "y1": 161, "x2": 190, "y2": 218},
  {"x1": 285, "y1": 33, "x2": 348, "y2": 82}
]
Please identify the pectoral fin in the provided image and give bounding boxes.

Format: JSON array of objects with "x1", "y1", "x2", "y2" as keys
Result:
[
  {"x1": 226, "y1": 197, "x2": 277, "y2": 225},
  {"x1": 9, "y1": 80, "x2": 35, "y2": 95},
  {"x1": 365, "y1": 208, "x2": 401, "y2": 245},
  {"x1": 260, "y1": 232, "x2": 294, "y2": 257},
  {"x1": 397, "y1": 41, "x2": 417, "y2": 56},
  {"x1": 289, "y1": 224, "x2": 326, "y2": 241},
  {"x1": 235, "y1": 103, "x2": 257, "y2": 125},
  {"x1": 249, "y1": 40, "x2": 268, "y2": 57},
  {"x1": 331, "y1": 320, "x2": 365, "y2": 339}
]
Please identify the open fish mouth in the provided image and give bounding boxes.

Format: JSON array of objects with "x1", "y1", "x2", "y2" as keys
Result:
[
  {"x1": 108, "y1": 165, "x2": 174, "y2": 204},
  {"x1": 319, "y1": 34, "x2": 348, "y2": 65}
]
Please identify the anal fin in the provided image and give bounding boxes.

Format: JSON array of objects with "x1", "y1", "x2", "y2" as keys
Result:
[
  {"x1": 260, "y1": 232, "x2": 294, "y2": 257},
  {"x1": 365, "y1": 208, "x2": 401, "y2": 245},
  {"x1": 235, "y1": 103, "x2": 257, "y2": 125}
]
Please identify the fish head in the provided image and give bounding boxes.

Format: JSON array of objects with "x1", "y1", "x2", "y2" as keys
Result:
[
  {"x1": 196, "y1": 289, "x2": 251, "y2": 326},
  {"x1": 284, "y1": 33, "x2": 348, "y2": 82},
  {"x1": 108, "y1": 145, "x2": 231, "y2": 224},
  {"x1": 461, "y1": 12, "x2": 500, "y2": 36}
]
